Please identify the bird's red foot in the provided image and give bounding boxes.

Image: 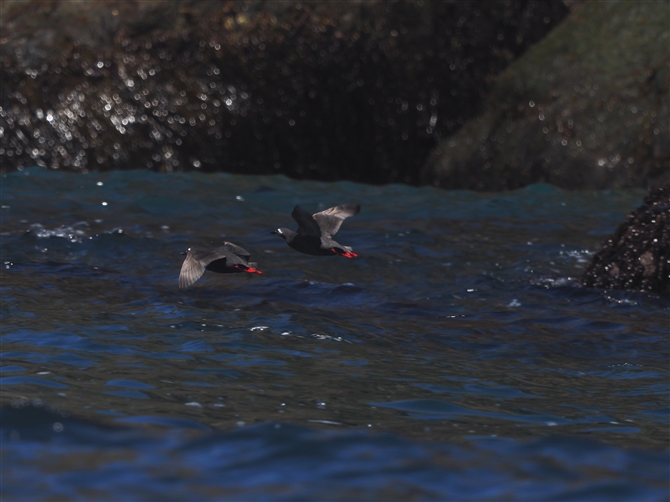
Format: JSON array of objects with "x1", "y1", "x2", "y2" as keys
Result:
[
  {"x1": 237, "y1": 265, "x2": 263, "y2": 274},
  {"x1": 331, "y1": 248, "x2": 358, "y2": 258}
]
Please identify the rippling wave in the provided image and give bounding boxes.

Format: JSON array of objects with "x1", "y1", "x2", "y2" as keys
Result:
[{"x1": 1, "y1": 168, "x2": 667, "y2": 500}]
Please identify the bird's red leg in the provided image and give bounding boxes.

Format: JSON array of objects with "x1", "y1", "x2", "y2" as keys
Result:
[
  {"x1": 236, "y1": 265, "x2": 263, "y2": 274},
  {"x1": 331, "y1": 248, "x2": 358, "y2": 258}
]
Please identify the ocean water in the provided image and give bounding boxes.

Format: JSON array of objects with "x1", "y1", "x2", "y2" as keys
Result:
[{"x1": 1, "y1": 168, "x2": 668, "y2": 500}]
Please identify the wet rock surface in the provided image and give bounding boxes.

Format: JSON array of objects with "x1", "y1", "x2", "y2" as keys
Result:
[
  {"x1": 581, "y1": 183, "x2": 670, "y2": 295},
  {"x1": 423, "y1": 1, "x2": 669, "y2": 190},
  {"x1": 0, "y1": 0, "x2": 570, "y2": 183}
]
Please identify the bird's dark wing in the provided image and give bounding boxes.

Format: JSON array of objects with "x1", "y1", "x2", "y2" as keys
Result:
[
  {"x1": 312, "y1": 204, "x2": 360, "y2": 238},
  {"x1": 291, "y1": 205, "x2": 322, "y2": 237},
  {"x1": 221, "y1": 241, "x2": 251, "y2": 260},
  {"x1": 179, "y1": 248, "x2": 227, "y2": 289}
]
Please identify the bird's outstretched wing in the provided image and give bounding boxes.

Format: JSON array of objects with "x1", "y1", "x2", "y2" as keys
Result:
[
  {"x1": 312, "y1": 204, "x2": 360, "y2": 238},
  {"x1": 222, "y1": 241, "x2": 251, "y2": 260},
  {"x1": 179, "y1": 248, "x2": 227, "y2": 289},
  {"x1": 292, "y1": 205, "x2": 322, "y2": 237}
]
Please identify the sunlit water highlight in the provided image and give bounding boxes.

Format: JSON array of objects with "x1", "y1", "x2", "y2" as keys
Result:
[{"x1": 1, "y1": 168, "x2": 668, "y2": 500}]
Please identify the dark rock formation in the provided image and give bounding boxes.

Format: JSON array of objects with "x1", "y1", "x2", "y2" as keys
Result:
[
  {"x1": 581, "y1": 183, "x2": 670, "y2": 295},
  {"x1": 0, "y1": 0, "x2": 570, "y2": 183},
  {"x1": 422, "y1": 1, "x2": 669, "y2": 190}
]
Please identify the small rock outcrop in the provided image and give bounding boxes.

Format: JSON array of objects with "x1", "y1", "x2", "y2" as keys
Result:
[
  {"x1": 422, "y1": 1, "x2": 669, "y2": 190},
  {"x1": 581, "y1": 183, "x2": 670, "y2": 295}
]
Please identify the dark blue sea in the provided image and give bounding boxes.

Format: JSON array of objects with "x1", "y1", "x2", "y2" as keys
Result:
[{"x1": 1, "y1": 168, "x2": 668, "y2": 501}]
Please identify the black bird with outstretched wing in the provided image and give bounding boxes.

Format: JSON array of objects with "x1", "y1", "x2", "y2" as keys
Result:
[
  {"x1": 179, "y1": 242, "x2": 262, "y2": 289},
  {"x1": 273, "y1": 204, "x2": 361, "y2": 257}
]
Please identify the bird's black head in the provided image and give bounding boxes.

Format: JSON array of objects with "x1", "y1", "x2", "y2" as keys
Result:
[{"x1": 272, "y1": 228, "x2": 295, "y2": 242}]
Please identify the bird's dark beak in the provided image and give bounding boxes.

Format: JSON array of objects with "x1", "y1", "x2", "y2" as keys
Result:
[
  {"x1": 180, "y1": 250, "x2": 188, "y2": 255},
  {"x1": 270, "y1": 230, "x2": 277, "y2": 235}
]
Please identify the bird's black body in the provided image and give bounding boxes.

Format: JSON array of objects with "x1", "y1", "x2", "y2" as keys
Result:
[
  {"x1": 179, "y1": 242, "x2": 262, "y2": 289},
  {"x1": 274, "y1": 204, "x2": 361, "y2": 257}
]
